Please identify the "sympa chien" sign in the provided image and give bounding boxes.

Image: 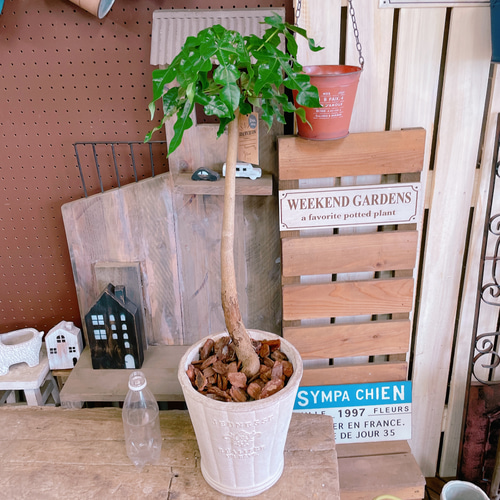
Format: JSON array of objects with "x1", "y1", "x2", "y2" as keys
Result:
[
  {"x1": 294, "y1": 381, "x2": 412, "y2": 444},
  {"x1": 279, "y1": 182, "x2": 421, "y2": 231}
]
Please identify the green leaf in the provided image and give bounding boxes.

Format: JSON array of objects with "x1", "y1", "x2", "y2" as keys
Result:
[
  {"x1": 213, "y1": 64, "x2": 240, "y2": 85},
  {"x1": 262, "y1": 13, "x2": 286, "y2": 30},
  {"x1": 294, "y1": 81, "x2": 321, "y2": 108},
  {"x1": 254, "y1": 60, "x2": 282, "y2": 96},
  {"x1": 217, "y1": 116, "x2": 232, "y2": 138},
  {"x1": 285, "y1": 24, "x2": 324, "y2": 53},
  {"x1": 221, "y1": 82, "x2": 240, "y2": 113},
  {"x1": 284, "y1": 31, "x2": 298, "y2": 60},
  {"x1": 168, "y1": 100, "x2": 194, "y2": 156},
  {"x1": 204, "y1": 96, "x2": 230, "y2": 118},
  {"x1": 239, "y1": 100, "x2": 253, "y2": 116},
  {"x1": 144, "y1": 114, "x2": 167, "y2": 143},
  {"x1": 162, "y1": 87, "x2": 180, "y2": 117}
]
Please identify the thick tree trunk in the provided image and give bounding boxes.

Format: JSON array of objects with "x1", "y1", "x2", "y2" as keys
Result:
[{"x1": 221, "y1": 108, "x2": 260, "y2": 379}]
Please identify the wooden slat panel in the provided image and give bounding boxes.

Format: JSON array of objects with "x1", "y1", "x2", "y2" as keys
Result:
[
  {"x1": 300, "y1": 361, "x2": 408, "y2": 387},
  {"x1": 283, "y1": 278, "x2": 414, "y2": 321},
  {"x1": 282, "y1": 231, "x2": 419, "y2": 277},
  {"x1": 278, "y1": 129, "x2": 426, "y2": 182},
  {"x1": 283, "y1": 319, "x2": 411, "y2": 359}
]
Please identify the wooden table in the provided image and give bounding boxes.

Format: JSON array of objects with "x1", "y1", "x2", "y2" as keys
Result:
[{"x1": 0, "y1": 407, "x2": 340, "y2": 499}]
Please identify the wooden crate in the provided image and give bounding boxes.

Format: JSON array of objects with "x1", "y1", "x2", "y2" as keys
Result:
[{"x1": 279, "y1": 130, "x2": 426, "y2": 499}]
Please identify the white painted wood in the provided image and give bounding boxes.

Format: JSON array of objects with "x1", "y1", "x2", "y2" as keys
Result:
[
  {"x1": 410, "y1": 7, "x2": 491, "y2": 477},
  {"x1": 390, "y1": 7, "x2": 446, "y2": 363},
  {"x1": 294, "y1": 0, "x2": 341, "y2": 66},
  {"x1": 347, "y1": 2, "x2": 393, "y2": 133},
  {"x1": 388, "y1": 6, "x2": 447, "y2": 470},
  {"x1": 440, "y1": 66, "x2": 500, "y2": 477},
  {"x1": 380, "y1": 0, "x2": 488, "y2": 7}
]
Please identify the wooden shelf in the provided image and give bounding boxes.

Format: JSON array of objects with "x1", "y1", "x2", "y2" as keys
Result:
[
  {"x1": 173, "y1": 172, "x2": 273, "y2": 196},
  {"x1": 59, "y1": 345, "x2": 188, "y2": 408}
]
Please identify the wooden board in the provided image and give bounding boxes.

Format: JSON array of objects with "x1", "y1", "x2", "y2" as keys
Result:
[
  {"x1": 59, "y1": 346, "x2": 187, "y2": 408},
  {"x1": 0, "y1": 407, "x2": 340, "y2": 500},
  {"x1": 338, "y1": 442, "x2": 425, "y2": 500},
  {"x1": 282, "y1": 230, "x2": 419, "y2": 277},
  {"x1": 410, "y1": 7, "x2": 492, "y2": 477},
  {"x1": 63, "y1": 169, "x2": 280, "y2": 347},
  {"x1": 441, "y1": 70, "x2": 500, "y2": 477},
  {"x1": 278, "y1": 129, "x2": 426, "y2": 181},
  {"x1": 173, "y1": 173, "x2": 273, "y2": 196},
  {"x1": 300, "y1": 361, "x2": 408, "y2": 387},
  {"x1": 284, "y1": 319, "x2": 411, "y2": 359},
  {"x1": 283, "y1": 277, "x2": 414, "y2": 321},
  {"x1": 62, "y1": 174, "x2": 183, "y2": 346}
]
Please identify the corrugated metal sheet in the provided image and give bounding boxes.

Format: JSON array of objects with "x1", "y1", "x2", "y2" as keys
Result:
[{"x1": 150, "y1": 8, "x2": 286, "y2": 66}]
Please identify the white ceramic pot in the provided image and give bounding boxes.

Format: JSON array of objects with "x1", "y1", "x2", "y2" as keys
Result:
[
  {"x1": 178, "y1": 329, "x2": 303, "y2": 498},
  {"x1": 440, "y1": 480, "x2": 489, "y2": 500}
]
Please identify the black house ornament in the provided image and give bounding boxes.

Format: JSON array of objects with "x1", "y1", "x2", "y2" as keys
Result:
[{"x1": 85, "y1": 283, "x2": 145, "y2": 369}]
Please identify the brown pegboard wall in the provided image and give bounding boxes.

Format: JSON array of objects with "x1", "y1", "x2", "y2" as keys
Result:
[{"x1": 0, "y1": 0, "x2": 291, "y2": 334}]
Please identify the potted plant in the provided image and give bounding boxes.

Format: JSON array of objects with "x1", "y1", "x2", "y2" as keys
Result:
[{"x1": 146, "y1": 13, "x2": 322, "y2": 496}]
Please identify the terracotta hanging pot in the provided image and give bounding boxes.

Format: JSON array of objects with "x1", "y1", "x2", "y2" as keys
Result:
[{"x1": 294, "y1": 64, "x2": 362, "y2": 141}]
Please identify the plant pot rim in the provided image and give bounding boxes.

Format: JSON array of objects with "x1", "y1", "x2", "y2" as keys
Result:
[
  {"x1": 178, "y1": 329, "x2": 303, "y2": 411},
  {"x1": 302, "y1": 64, "x2": 362, "y2": 77}
]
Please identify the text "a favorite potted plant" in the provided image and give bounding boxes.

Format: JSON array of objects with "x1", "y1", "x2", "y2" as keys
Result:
[{"x1": 146, "y1": 13, "x2": 322, "y2": 497}]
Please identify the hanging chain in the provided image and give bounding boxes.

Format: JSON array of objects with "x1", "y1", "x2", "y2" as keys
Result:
[
  {"x1": 295, "y1": 0, "x2": 364, "y2": 69},
  {"x1": 348, "y1": 0, "x2": 364, "y2": 69},
  {"x1": 295, "y1": 0, "x2": 302, "y2": 28}
]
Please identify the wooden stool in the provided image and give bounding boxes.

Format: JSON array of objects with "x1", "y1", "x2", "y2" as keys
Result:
[{"x1": 0, "y1": 345, "x2": 60, "y2": 406}]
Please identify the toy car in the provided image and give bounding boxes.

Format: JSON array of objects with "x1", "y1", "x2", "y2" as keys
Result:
[{"x1": 222, "y1": 162, "x2": 262, "y2": 180}]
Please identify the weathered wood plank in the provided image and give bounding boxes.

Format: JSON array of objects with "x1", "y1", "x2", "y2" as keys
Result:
[
  {"x1": 59, "y1": 346, "x2": 187, "y2": 407},
  {"x1": 62, "y1": 174, "x2": 183, "y2": 346},
  {"x1": 301, "y1": 361, "x2": 408, "y2": 387},
  {"x1": 282, "y1": 231, "x2": 419, "y2": 277},
  {"x1": 0, "y1": 407, "x2": 339, "y2": 500},
  {"x1": 346, "y1": 0, "x2": 394, "y2": 134},
  {"x1": 388, "y1": 8, "x2": 447, "y2": 478},
  {"x1": 295, "y1": 0, "x2": 341, "y2": 67},
  {"x1": 410, "y1": 7, "x2": 491, "y2": 477},
  {"x1": 284, "y1": 319, "x2": 411, "y2": 359},
  {"x1": 338, "y1": 453, "x2": 425, "y2": 500},
  {"x1": 278, "y1": 129, "x2": 426, "y2": 180},
  {"x1": 337, "y1": 440, "x2": 413, "y2": 459},
  {"x1": 283, "y1": 278, "x2": 414, "y2": 321},
  {"x1": 440, "y1": 64, "x2": 500, "y2": 479}
]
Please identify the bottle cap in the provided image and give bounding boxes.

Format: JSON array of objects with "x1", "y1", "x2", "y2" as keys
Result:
[{"x1": 128, "y1": 370, "x2": 147, "y2": 391}]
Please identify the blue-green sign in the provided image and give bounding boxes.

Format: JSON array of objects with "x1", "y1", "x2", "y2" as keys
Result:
[{"x1": 294, "y1": 381, "x2": 412, "y2": 444}]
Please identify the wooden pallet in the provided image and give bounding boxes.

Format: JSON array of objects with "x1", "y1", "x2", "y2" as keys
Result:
[{"x1": 279, "y1": 130, "x2": 426, "y2": 499}]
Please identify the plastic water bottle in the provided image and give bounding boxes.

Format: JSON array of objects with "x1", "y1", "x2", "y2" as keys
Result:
[{"x1": 122, "y1": 370, "x2": 162, "y2": 468}]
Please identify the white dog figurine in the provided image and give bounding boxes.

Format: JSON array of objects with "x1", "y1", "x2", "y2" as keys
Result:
[{"x1": 0, "y1": 328, "x2": 43, "y2": 376}]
